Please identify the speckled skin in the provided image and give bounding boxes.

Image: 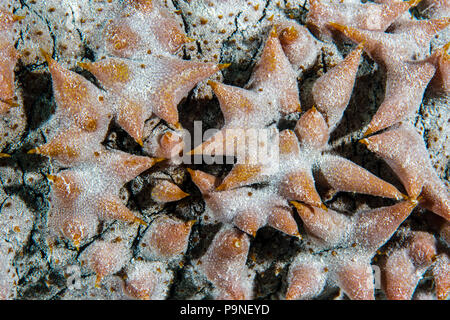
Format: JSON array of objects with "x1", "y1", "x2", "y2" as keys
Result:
[{"x1": 0, "y1": 0, "x2": 448, "y2": 300}]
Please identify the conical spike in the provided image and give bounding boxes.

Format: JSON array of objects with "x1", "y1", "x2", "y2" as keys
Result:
[
  {"x1": 150, "y1": 59, "x2": 222, "y2": 125},
  {"x1": 295, "y1": 107, "x2": 329, "y2": 149},
  {"x1": 233, "y1": 209, "x2": 264, "y2": 237},
  {"x1": 279, "y1": 169, "x2": 323, "y2": 208},
  {"x1": 286, "y1": 263, "x2": 326, "y2": 300},
  {"x1": 337, "y1": 262, "x2": 375, "y2": 300},
  {"x1": 291, "y1": 201, "x2": 348, "y2": 245},
  {"x1": 187, "y1": 168, "x2": 217, "y2": 194},
  {"x1": 312, "y1": 44, "x2": 363, "y2": 129},
  {"x1": 318, "y1": 155, "x2": 405, "y2": 200},
  {"x1": 216, "y1": 164, "x2": 263, "y2": 191},
  {"x1": 97, "y1": 197, "x2": 147, "y2": 225},
  {"x1": 208, "y1": 81, "x2": 258, "y2": 123},
  {"x1": 362, "y1": 124, "x2": 431, "y2": 199},
  {"x1": 354, "y1": 200, "x2": 418, "y2": 250},
  {"x1": 151, "y1": 180, "x2": 189, "y2": 203},
  {"x1": 279, "y1": 129, "x2": 301, "y2": 155},
  {"x1": 267, "y1": 206, "x2": 300, "y2": 237}
]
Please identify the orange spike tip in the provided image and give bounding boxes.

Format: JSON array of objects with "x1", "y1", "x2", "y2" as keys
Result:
[
  {"x1": 270, "y1": 25, "x2": 278, "y2": 37},
  {"x1": 207, "y1": 80, "x2": 218, "y2": 88},
  {"x1": 327, "y1": 22, "x2": 349, "y2": 33},
  {"x1": 363, "y1": 126, "x2": 374, "y2": 137},
  {"x1": 187, "y1": 220, "x2": 196, "y2": 227},
  {"x1": 444, "y1": 42, "x2": 450, "y2": 52},
  {"x1": 1, "y1": 99, "x2": 20, "y2": 108},
  {"x1": 359, "y1": 138, "x2": 370, "y2": 147},
  {"x1": 39, "y1": 48, "x2": 53, "y2": 65},
  {"x1": 73, "y1": 240, "x2": 81, "y2": 252},
  {"x1": 134, "y1": 217, "x2": 148, "y2": 226},
  {"x1": 136, "y1": 138, "x2": 144, "y2": 147},
  {"x1": 46, "y1": 174, "x2": 58, "y2": 183},
  {"x1": 407, "y1": 0, "x2": 423, "y2": 6},
  {"x1": 95, "y1": 274, "x2": 103, "y2": 288},
  {"x1": 320, "y1": 203, "x2": 328, "y2": 211},
  {"x1": 215, "y1": 183, "x2": 227, "y2": 192},
  {"x1": 152, "y1": 157, "x2": 166, "y2": 164},
  {"x1": 77, "y1": 61, "x2": 91, "y2": 70},
  {"x1": 173, "y1": 122, "x2": 183, "y2": 130},
  {"x1": 0, "y1": 153, "x2": 11, "y2": 158},
  {"x1": 27, "y1": 148, "x2": 41, "y2": 155},
  {"x1": 218, "y1": 63, "x2": 231, "y2": 70},
  {"x1": 399, "y1": 193, "x2": 409, "y2": 201},
  {"x1": 355, "y1": 41, "x2": 365, "y2": 52},
  {"x1": 12, "y1": 14, "x2": 26, "y2": 22}
]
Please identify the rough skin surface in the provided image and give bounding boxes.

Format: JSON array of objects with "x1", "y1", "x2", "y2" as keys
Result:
[{"x1": 0, "y1": 0, "x2": 448, "y2": 300}]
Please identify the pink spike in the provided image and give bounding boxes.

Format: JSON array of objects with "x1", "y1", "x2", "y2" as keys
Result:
[
  {"x1": 312, "y1": 45, "x2": 363, "y2": 129},
  {"x1": 420, "y1": 170, "x2": 450, "y2": 221},
  {"x1": 433, "y1": 254, "x2": 450, "y2": 300},
  {"x1": 187, "y1": 168, "x2": 218, "y2": 194},
  {"x1": 362, "y1": 123, "x2": 431, "y2": 199},
  {"x1": 208, "y1": 81, "x2": 260, "y2": 125},
  {"x1": 406, "y1": 232, "x2": 437, "y2": 267},
  {"x1": 233, "y1": 209, "x2": 265, "y2": 237},
  {"x1": 279, "y1": 168, "x2": 323, "y2": 208},
  {"x1": 151, "y1": 180, "x2": 189, "y2": 203},
  {"x1": 267, "y1": 206, "x2": 300, "y2": 237},
  {"x1": 101, "y1": 151, "x2": 161, "y2": 186},
  {"x1": 246, "y1": 28, "x2": 301, "y2": 115},
  {"x1": 276, "y1": 21, "x2": 320, "y2": 72},
  {"x1": 104, "y1": 0, "x2": 192, "y2": 58},
  {"x1": 308, "y1": 0, "x2": 418, "y2": 38},
  {"x1": 82, "y1": 240, "x2": 130, "y2": 287},
  {"x1": 366, "y1": 61, "x2": 436, "y2": 134},
  {"x1": 382, "y1": 249, "x2": 419, "y2": 300},
  {"x1": 295, "y1": 107, "x2": 329, "y2": 150},
  {"x1": 337, "y1": 262, "x2": 375, "y2": 300},
  {"x1": 43, "y1": 51, "x2": 108, "y2": 132},
  {"x1": 200, "y1": 227, "x2": 251, "y2": 300},
  {"x1": 140, "y1": 216, "x2": 194, "y2": 259},
  {"x1": 149, "y1": 58, "x2": 220, "y2": 125},
  {"x1": 427, "y1": 43, "x2": 450, "y2": 94},
  {"x1": 96, "y1": 196, "x2": 146, "y2": 225},
  {"x1": 279, "y1": 129, "x2": 301, "y2": 155},
  {"x1": 48, "y1": 206, "x2": 99, "y2": 248},
  {"x1": 28, "y1": 128, "x2": 106, "y2": 166},
  {"x1": 124, "y1": 261, "x2": 172, "y2": 300},
  {"x1": 216, "y1": 163, "x2": 265, "y2": 191},
  {"x1": 354, "y1": 200, "x2": 418, "y2": 250},
  {"x1": 286, "y1": 262, "x2": 326, "y2": 300},
  {"x1": 318, "y1": 154, "x2": 405, "y2": 200},
  {"x1": 291, "y1": 201, "x2": 349, "y2": 245}
]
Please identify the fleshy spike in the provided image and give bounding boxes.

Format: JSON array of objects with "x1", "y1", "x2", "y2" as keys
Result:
[{"x1": 218, "y1": 63, "x2": 231, "y2": 70}]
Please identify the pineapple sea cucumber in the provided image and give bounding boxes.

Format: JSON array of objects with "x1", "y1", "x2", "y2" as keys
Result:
[{"x1": 0, "y1": 0, "x2": 448, "y2": 300}]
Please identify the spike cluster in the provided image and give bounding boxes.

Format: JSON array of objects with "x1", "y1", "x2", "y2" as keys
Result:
[
  {"x1": 78, "y1": 0, "x2": 225, "y2": 147},
  {"x1": 0, "y1": 0, "x2": 448, "y2": 301},
  {"x1": 185, "y1": 1, "x2": 449, "y2": 300},
  {"x1": 329, "y1": 18, "x2": 450, "y2": 134},
  {"x1": 25, "y1": 0, "x2": 206, "y2": 292},
  {"x1": 307, "y1": 0, "x2": 421, "y2": 39}
]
